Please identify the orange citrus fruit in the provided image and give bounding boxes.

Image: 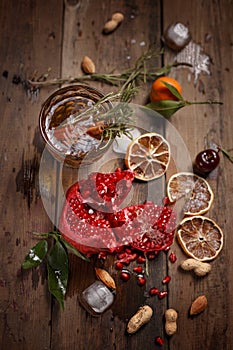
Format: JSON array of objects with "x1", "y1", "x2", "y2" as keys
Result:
[
  {"x1": 150, "y1": 76, "x2": 182, "y2": 102},
  {"x1": 125, "y1": 132, "x2": 170, "y2": 181},
  {"x1": 167, "y1": 172, "x2": 214, "y2": 215},
  {"x1": 177, "y1": 216, "x2": 223, "y2": 261}
]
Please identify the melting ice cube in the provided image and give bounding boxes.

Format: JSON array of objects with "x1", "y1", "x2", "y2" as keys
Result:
[{"x1": 81, "y1": 281, "x2": 114, "y2": 314}]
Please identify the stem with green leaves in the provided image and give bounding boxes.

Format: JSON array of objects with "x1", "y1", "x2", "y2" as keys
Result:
[{"x1": 146, "y1": 81, "x2": 223, "y2": 117}]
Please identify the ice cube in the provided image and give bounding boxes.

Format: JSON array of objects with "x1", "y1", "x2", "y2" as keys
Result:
[
  {"x1": 81, "y1": 281, "x2": 114, "y2": 314},
  {"x1": 112, "y1": 128, "x2": 141, "y2": 154}
]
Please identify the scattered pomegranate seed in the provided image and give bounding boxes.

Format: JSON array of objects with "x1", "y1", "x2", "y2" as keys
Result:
[
  {"x1": 158, "y1": 291, "x2": 168, "y2": 299},
  {"x1": 147, "y1": 252, "x2": 157, "y2": 260},
  {"x1": 115, "y1": 261, "x2": 124, "y2": 270},
  {"x1": 163, "y1": 246, "x2": 170, "y2": 253},
  {"x1": 120, "y1": 270, "x2": 131, "y2": 282},
  {"x1": 98, "y1": 251, "x2": 107, "y2": 260},
  {"x1": 149, "y1": 287, "x2": 159, "y2": 296},
  {"x1": 169, "y1": 252, "x2": 177, "y2": 263},
  {"x1": 133, "y1": 266, "x2": 143, "y2": 274},
  {"x1": 125, "y1": 248, "x2": 132, "y2": 254},
  {"x1": 162, "y1": 275, "x2": 171, "y2": 284},
  {"x1": 137, "y1": 256, "x2": 146, "y2": 264},
  {"x1": 117, "y1": 252, "x2": 127, "y2": 260},
  {"x1": 155, "y1": 336, "x2": 164, "y2": 346},
  {"x1": 137, "y1": 275, "x2": 146, "y2": 286}
]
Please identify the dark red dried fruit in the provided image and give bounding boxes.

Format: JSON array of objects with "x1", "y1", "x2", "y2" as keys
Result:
[{"x1": 194, "y1": 149, "x2": 220, "y2": 174}]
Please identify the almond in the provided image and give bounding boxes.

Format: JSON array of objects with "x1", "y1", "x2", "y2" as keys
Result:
[
  {"x1": 190, "y1": 295, "x2": 207, "y2": 315},
  {"x1": 81, "y1": 56, "x2": 95, "y2": 74},
  {"x1": 95, "y1": 267, "x2": 116, "y2": 290}
]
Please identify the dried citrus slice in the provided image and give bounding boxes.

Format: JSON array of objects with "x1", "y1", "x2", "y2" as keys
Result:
[
  {"x1": 167, "y1": 172, "x2": 214, "y2": 215},
  {"x1": 177, "y1": 216, "x2": 223, "y2": 261},
  {"x1": 125, "y1": 132, "x2": 170, "y2": 181}
]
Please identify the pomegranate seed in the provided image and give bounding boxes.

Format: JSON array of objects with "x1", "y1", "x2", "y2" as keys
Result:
[
  {"x1": 120, "y1": 270, "x2": 131, "y2": 282},
  {"x1": 125, "y1": 248, "x2": 132, "y2": 254},
  {"x1": 115, "y1": 246, "x2": 124, "y2": 253},
  {"x1": 158, "y1": 291, "x2": 168, "y2": 299},
  {"x1": 137, "y1": 256, "x2": 146, "y2": 264},
  {"x1": 163, "y1": 196, "x2": 171, "y2": 206},
  {"x1": 127, "y1": 253, "x2": 138, "y2": 262},
  {"x1": 149, "y1": 287, "x2": 159, "y2": 296},
  {"x1": 117, "y1": 252, "x2": 127, "y2": 259},
  {"x1": 147, "y1": 252, "x2": 157, "y2": 260},
  {"x1": 162, "y1": 275, "x2": 171, "y2": 284},
  {"x1": 169, "y1": 252, "x2": 177, "y2": 263},
  {"x1": 137, "y1": 276, "x2": 146, "y2": 286},
  {"x1": 163, "y1": 246, "x2": 170, "y2": 253},
  {"x1": 115, "y1": 262, "x2": 124, "y2": 270},
  {"x1": 155, "y1": 336, "x2": 164, "y2": 346},
  {"x1": 133, "y1": 266, "x2": 143, "y2": 274}
]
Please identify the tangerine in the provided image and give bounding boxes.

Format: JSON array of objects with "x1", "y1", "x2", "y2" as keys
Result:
[{"x1": 150, "y1": 76, "x2": 182, "y2": 102}]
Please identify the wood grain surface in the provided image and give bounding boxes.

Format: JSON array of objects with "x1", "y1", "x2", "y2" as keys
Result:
[{"x1": 0, "y1": 1, "x2": 232, "y2": 350}]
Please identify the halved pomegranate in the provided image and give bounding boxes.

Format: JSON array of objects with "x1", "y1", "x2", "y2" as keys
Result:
[{"x1": 59, "y1": 169, "x2": 176, "y2": 255}]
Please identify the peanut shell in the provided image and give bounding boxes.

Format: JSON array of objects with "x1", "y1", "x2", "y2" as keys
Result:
[{"x1": 127, "y1": 305, "x2": 153, "y2": 334}]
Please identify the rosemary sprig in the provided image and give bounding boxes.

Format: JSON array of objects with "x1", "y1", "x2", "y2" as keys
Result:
[{"x1": 27, "y1": 44, "x2": 189, "y2": 90}]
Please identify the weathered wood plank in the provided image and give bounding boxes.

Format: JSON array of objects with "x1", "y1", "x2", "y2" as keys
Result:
[
  {"x1": 163, "y1": 1, "x2": 233, "y2": 349},
  {"x1": 0, "y1": 1, "x2": 63, "y2": 349},
  {"x1": 50, "y1": 1, "x2": 166, "y2": 350}
]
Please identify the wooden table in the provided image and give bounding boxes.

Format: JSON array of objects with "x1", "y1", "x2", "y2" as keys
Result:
[{"x1": 1, "y1": 1, "x2": 232, "y2": 349}]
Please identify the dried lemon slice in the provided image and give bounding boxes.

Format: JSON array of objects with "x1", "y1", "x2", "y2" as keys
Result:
[
  {"x1": 125, "y1": 132, "x2": 170, "y2": 181},
  {"x1": 177, "y1": 216, "x2": 223, "y2": 261},
  {"x1": 167, "y1": 172, "x2": 214, "y2": 215}
]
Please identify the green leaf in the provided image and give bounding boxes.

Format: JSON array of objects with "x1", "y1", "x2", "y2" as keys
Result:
[
  {"x1": 47, "y1": 240, "x2": 69, "y2": 310},
  {"x1": 162, "y1": 81, "x2": 184, "y2": 100},
  {"x1": 22, "y1": 240, "x2": 48, "y2": 269},
  {"x1": 146, "y1": 100, "x2": 186, "y2": 117},
  {"x1": 60, "y1": 238, "x2": 90, "y2": 262}
]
